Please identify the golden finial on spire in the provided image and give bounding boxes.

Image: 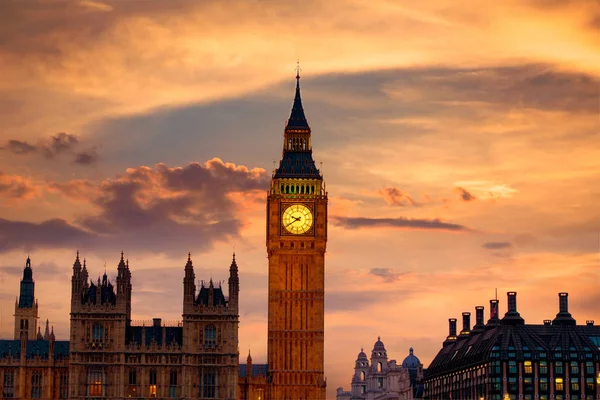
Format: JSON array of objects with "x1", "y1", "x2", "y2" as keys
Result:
[{"x1": 295, "y1": 60, "x2": 301, "y2": 80}]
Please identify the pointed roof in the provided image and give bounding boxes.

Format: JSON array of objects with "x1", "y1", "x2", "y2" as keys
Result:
[{"x1": 285, "y1": 72, "x2": 310, "y2": 131}]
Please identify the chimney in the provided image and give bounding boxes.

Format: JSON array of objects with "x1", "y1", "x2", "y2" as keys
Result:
[
  {"x1": 443, "y1": 318, "x2": 457, "y2": 347},
  {"x1": 473, "y1": 306, "x2": 485, "y2": 331},
  {"x1": 460, "y1": 312, "x2": 471, "y2": 336},
  {"x1": 586, "y1": 320, "x2": 594, "y2": 326},
  {"x1": 153, "y1": 318, "x2": 161, "y2": 328},
  {"x1": 502, "y1": 291, "x2": 524, "y2": 325},
  {"x1": 553, "y1": 292, "x2": 576, "y2": 325},
  {"x1": 487, "y1": 299, "x2": 500, "y2": 326}
]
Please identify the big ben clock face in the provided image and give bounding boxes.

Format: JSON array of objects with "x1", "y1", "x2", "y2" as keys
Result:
[{"x1": 282, "y1": 204, "x2": 313, "y2": 235}]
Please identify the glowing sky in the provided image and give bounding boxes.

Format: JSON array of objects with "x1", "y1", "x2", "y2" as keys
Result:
[{"x1": 0, "y1": 0, "x2": 599, "y2": 398}]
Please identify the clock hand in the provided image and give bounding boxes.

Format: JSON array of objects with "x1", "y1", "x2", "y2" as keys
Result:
[{"x1": 285, "y1": 219, "x2": 299, "y2": 227}]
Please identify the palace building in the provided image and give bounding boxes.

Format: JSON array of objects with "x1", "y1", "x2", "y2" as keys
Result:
[
  {"x1": 336, "y1": 338, "x2": 425, "y2": 400},
  {"x1": 0, "y1": 253, "x2": 241, "y2": 399},
  {"x1": 266, "y1": 69, "x2": 328, "y2": 399},
  {"x1": 424, "y1": 292, "x2": 600, "y2": 400}
]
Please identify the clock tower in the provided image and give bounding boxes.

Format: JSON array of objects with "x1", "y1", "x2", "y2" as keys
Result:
[{"x1": 266, "y1": 70, "x2": 327, "y2": 400}]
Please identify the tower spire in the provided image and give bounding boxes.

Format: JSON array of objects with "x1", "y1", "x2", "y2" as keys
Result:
[{"x1": 286, "y1": 64, "x2": 309, "y2": 131}]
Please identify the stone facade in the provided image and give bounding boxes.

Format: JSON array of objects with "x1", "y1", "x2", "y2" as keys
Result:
[
  {"x1": 0, "y1": 253, "x2": 240, "y2": 399},
  {"x1": 336, "y1": 338, "x2": 424, "y2": 400},
  {"x1": 266, "y1": 72, "x2": 328, "y2": 399}
]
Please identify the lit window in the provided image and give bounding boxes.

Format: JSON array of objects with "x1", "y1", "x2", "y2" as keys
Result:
[
  {"x1": 524, "y1": 361, "x2": 532, "y2": 374},
  {"x1": 149, "y1": 370, "x2": 157, "y2": 398},
  {"x1": 88, "y1": 368, "x2": 105, "y2": 397},
  {"x1": 555, "y1": 377, "x2": 564, "y2": 391}
]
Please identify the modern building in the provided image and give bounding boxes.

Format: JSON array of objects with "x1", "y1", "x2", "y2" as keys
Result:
[
  {"x1": 336, "y1": 338, "x2": 424, "y2": 400},
  {"x1": 0, "y1": 253, "x2": 242, "y2": 399},
  {"x1": 424, "y1": 291, "x2": 600, "y2": 400},
  {"x1": 266, "y1": 70, "x2": 328, "y2": 399}
]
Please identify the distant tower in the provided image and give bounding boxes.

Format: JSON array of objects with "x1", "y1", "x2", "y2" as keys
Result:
[
  {"x1": 14, "y1": 257, "x2": 39, "y2": 340},
  {"x1": 351, "y1": 348, "x2": 369, "y2": 397},
  {"x1": 181, "y1": 253, "x2": 239, "y2": 399},
  {"x1": 69, "y1": 251, "x2": 131, "y2": 398},
  {"x1": 266, "y1": 69, "x2": 328, "y2": 399}
]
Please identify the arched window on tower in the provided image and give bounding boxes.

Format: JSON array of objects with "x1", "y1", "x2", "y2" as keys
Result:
[
  {"x1": 361, "y1": 371, "x2": 366, "y2": 380},
  {"x1": 204, "y1": 325, "x2": 216, "y2": 349},
  {"x1": 92, "y1": 323, "x2": 104, "y2": 343},
  {"x1": 281, "y1": 185, "x2": 284, "y2": 193},
  {"x1": 377, "y1": 362, "x2": 382, "y2": 372}
]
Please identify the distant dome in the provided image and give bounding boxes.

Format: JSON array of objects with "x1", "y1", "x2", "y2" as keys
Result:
[
  {"x1": 402, "y1": 347, "x2": 420, "y2": 369},
  {"x1": 357, "y1": 348, "x2": 368, "y2": 361},
  {"x1": 372, "y1": 336, "x2": 387, "y2": 355}
]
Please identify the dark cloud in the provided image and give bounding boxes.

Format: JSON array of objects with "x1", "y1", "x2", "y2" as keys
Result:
[
  {"x1": 455, "y1": 187, "x2": 476, "y2": 202},
  {"x1": 379, "y1": 187, "x2": 419, "y2": 207},
  {"x1": 0, "y1": 172, "x2": 35, "y2": 199},
  {"x1": 369, "y1": 268, "x2": 409, "y2": 283},
  {"x1": 2, "y1": 133, "x2": 92, "y2": 165},
  {"x1": 73, "y1": 148, "x2": 99, "y2": 165},
  {"x1": 1, "y1": 261, "x2": 67, "y2": 281},
  {"x1": 3, "y1": 139, "x2": 37, "y2": 154},
  {"x1": 0, "y1": 218, "x2": 94, "y2": 253},
  {"x1": 0, "y1": 159, "x2": 268, "y2": 256},
  {"x1": 42, "y1": 132, "x2": 79, "y2": 158},
  {"x1": 331, "y1": 216, "x2": 468, "y2": 232},
  {"x1": 482, "y1": 241, "x2": 512, "y2": 250}
]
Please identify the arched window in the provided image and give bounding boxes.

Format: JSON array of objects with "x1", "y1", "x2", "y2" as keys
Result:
[
  {"x1": 286, "y1": 185, "x2": 289, "y2": 194},
  {"x1": 92, "y1": 323, "x2": 104, "y2": 342},
  {"x1": 377, "y1": 362, "x2": 382, "y2": 372},
  {"x1": 360, "y1": 371, "x2": 366, "y2": 380},
  {"x1": 204, "y1": 325, "x2": 216, "y2": 349},
  {"x1": 280, "y1": 185, "x2": 284, "y2": 193},
  {"x1": 169, "y1": 370, "x2": 178, "y2": 397}
]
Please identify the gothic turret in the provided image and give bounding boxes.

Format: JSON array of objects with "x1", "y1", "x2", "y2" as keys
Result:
[
  {"x1": 228, "y1": 253, "x2": 239, "y2": 311},
  {"x1": 14, "y1": 257, "x2": 39, "y2": 340},
  {"x1": 18, "y1": 257, "x2": 35, "y2": 308},
  {"x1": 183, "y1": 252, "x2": 196, "y2": 313}
]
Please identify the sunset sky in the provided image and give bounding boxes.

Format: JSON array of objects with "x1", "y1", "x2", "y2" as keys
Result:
[{"x1": 0, "y1": 0, "x2": 599, "y2": 397}]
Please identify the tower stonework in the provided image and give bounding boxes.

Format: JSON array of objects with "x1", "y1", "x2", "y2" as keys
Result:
[{"x1": 267, "y1": 71, "x2": 327, "y2": 399}]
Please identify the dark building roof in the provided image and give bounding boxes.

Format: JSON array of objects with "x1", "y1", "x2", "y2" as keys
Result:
[
  {"x1": 274, "y1": 74, "x2": 322, "y2": 180},
  {"x1": 285, "y1": 74, "x2": 310, "y2": 130},
  {"x1": 18, "y1": 257, "x2": 35, "y2": 308},
  {"x1": 274, "y1": 151, "x2": 321, "y2": 179},
  {"x1": 196, "y1": 282, "x2": 227, "y2": 307},
  {"x1": 239, "y1": 363, "x2": 268, "y2": 378},
  {"x1": 127, "y1": 324, "x2": 183, "y2": 347},
  {"x1": 426, "y1": 292, "x2": 600, "y2": 379},
  {"x1": 0, "y1": 339, "x2": 70, "y2": 359}
]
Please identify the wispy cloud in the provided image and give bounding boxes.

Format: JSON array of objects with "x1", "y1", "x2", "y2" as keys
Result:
[
  {"x1": 379, "y1": 187, "x2": 419, "y2": 207},
  {"x1": 482, "y1": 241, "x2": 512, "y2": 250},
  {"x1": 455, "y1": 187, "x2": 476, "y2": 202},
  {"x1": 369, "y1": 268, "x2": 409, "y2": 283},
  {"x1": 331, "y1": 216, "x2": 468, "y2": 231}
]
